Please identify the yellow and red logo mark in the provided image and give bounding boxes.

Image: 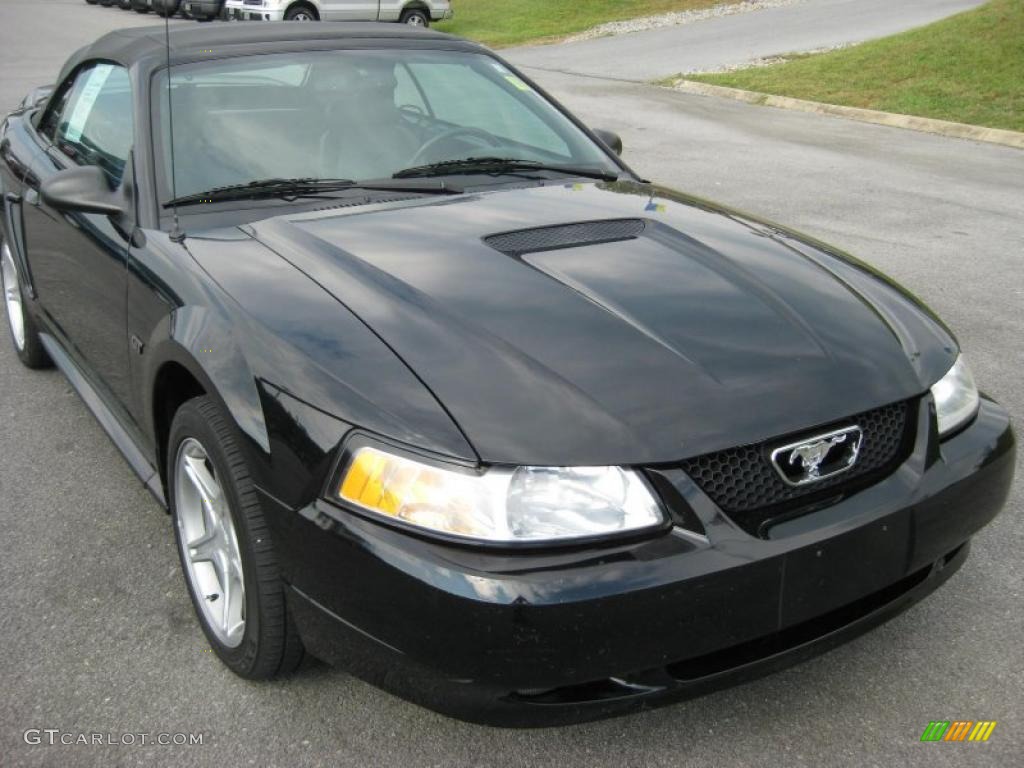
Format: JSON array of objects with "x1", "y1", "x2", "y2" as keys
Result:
[{"x1": 921, "y1": 721, "x2": 997, "y2": 742}]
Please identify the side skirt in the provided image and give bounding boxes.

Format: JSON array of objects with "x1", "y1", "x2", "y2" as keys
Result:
[{"x1": 38, "y1": 332, "x2": 166, "y2": 508}]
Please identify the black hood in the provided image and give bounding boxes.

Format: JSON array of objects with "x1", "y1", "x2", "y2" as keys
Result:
[{"x1": 246, "y1": 181, "x2": 957, "y2": 466}]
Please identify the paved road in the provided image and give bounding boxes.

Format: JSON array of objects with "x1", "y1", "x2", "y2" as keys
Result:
[
  {"x1": 1, "y1": 2, "x2": 1022, "y2": 767},
  {"x1": 504, "y1": 0, "x2": 986, "y2": 81}
]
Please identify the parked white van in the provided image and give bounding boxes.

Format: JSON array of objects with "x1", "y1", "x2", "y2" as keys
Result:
[{"x1": 224, "y1": 0, "x2": 452, "y2": 25}]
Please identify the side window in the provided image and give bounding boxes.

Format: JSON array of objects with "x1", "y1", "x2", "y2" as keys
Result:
[
  {"x1": 37, "y1": 80, "x2": 75, "y2": 143},
  {"x1": 52, "y1": 63, "x2": 134, "y2": 186}
]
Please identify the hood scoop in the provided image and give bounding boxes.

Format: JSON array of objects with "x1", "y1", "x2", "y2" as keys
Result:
[{"x1": 484, "y1": 218, "x2": 646, "y2": 257}]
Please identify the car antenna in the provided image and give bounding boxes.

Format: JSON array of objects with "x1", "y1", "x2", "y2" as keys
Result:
[{"x1": 164, "y1": 10, "x2": 185, "y2": 243}]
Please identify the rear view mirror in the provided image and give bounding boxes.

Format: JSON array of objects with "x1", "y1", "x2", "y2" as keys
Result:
[
  {"x1": 40, "y1": 166, "x2": 125, "y2": 217},
  {"x1": 593, "y1": 128, "x2": 623, "y2": 156}
]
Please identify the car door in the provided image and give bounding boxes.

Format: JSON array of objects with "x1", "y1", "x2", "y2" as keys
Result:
[
  {"x1": 318, "y1": 0, "x2": 380, "y2": 21},
  {"x1": 20, "y1": 61, "x2": 135, "y2": 409},
  {"x1": 376, "y1": 0, "x2": 402, "y2": 21}
]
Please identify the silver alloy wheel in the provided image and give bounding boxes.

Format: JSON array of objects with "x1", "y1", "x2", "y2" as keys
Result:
[
  {"x1": 1, "y1": 243, "x2": 26, "y2": 351},
  {"x1": 292, "y1": 11, "x2": 313, "y2": 20},
  {"x1": 405, "y1": 13, "x2": 426, "y2": 26},
  {"x1": 175, "y1": 437, "x2": 246, "y2": 648}
]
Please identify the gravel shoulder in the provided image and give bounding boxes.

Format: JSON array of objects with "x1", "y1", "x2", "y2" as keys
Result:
[{"x1": 562, "y1": 0, "x2": 806, "y2": 44}]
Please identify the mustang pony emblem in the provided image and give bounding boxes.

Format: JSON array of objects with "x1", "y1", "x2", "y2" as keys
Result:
[
  {"x1": 790, "y1": 434, "x2": 847, "y2": 480},
  {"x1": 770, "y1": 426, "x2": 864, "y2": 487}
]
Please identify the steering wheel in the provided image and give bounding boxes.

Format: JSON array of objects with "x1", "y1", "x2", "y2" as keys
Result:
[{"x1": 409, "y1": 126, "x2": 504, "y2": 167}]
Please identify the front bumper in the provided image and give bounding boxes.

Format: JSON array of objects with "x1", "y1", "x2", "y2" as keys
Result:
[
  {"x1": 183, "y1": 0, "x2": 223, "y2": 16},
  {"x1": 262, "y1": 396, "x2": 1015, "y2": 726},
  {"x1": 225, "y1": 3, "x2": 284, "y2": 20}
]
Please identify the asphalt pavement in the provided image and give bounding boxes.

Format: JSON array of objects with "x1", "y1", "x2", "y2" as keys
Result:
[
  {"x1": 1, "y1": 1, "x2": 1021, "y2": 767},
  {"x1": 504, "y1": 0, "x2": 986, "y2": 82}
]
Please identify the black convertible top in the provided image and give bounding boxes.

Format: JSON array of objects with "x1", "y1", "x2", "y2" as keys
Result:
[{"x1": 56, "y1": 21, "x2": 476, "y2": 83}]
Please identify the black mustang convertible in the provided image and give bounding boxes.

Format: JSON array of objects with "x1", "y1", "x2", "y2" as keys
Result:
[{"x1": 0, "y1": 23, "x2": 1015, "y2": 725}]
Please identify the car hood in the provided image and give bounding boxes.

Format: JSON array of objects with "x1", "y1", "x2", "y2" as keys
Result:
[{"x1": 245, "y1": 180, "x2": 957, "y2": 466}]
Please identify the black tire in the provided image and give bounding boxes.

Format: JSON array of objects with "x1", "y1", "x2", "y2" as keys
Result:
[
  {"x1": 154, "y1": 0, "x2": 180, "y2": 17},
  {"x1": 400, "y1": 8, "x2": 430, "y2": 27},
  {"x1": 85, "y1": 1, "x2": 100, "y2": 6},
  {"x1": 168, "y1": 396, "x2": 304, "y2": 679},
  {"x1": 117, "y1": 0, "x2": 133, "y2": 9},
  {"x1": 284, "y1": 3, "x2": 318, "y2": 21},
  {"x1": 1, "y1": 239, "x2": 52, "y2": 370}
]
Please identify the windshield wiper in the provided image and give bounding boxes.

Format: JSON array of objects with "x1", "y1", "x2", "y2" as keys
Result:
[
  {"x1": 392, "y1": 157, "x2": 621, "y2": 182},
  {"x1": 164, "y1": 177, "x2": 460, "y2": 208}
]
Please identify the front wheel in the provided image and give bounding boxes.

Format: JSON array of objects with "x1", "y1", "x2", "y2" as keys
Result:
[
  {"x1": 1, "y1": 240, "x2": 51, "y2": 369},
  {"x1": 169, "y1": 396, "x2": 304, "y2": 678},
  {"x1": 400, "y1": 8, "x2": 429, "y2": 27}
]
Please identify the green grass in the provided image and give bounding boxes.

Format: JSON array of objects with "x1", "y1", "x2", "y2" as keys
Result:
[
  {"x1": 436, "y1": 0, "x2": 725, "y2": 48},
  {"x1": 683, "y1": 0, "x2": 1024, "y2": 132}
]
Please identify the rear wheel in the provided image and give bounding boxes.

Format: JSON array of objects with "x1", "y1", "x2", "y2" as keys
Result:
[
  {"x1": 400, "y1": 8, "x2": 429, "y2": 27},
  {"x1": 169, "y1": 396, "x2": 304, "y2": 678},
  {"x1": 1, "y1": 240, "x2": 51, "y2": 369},
  {"x1": 284, "y1": 3, "x2": 317, "y2": 20}
]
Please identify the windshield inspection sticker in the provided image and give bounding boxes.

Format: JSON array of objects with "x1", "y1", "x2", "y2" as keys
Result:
[{"x1": 64, "y1": 63, "x2": 114, "y2": 143}]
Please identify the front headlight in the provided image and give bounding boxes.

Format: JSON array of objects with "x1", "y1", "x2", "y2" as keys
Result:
[
  {"x1": 335, "y1": 445, "x2": 665, "y2": 543},
  {"x1": 931, "y1": 355, "x2": 980, "y2": 437}
]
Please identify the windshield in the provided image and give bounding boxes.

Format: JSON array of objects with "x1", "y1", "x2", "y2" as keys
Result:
[{"x1": 152, "y1": 49, "x2": 620, "y2": 202}]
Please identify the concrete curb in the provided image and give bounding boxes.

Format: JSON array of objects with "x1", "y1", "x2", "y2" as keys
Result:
[{"x1": 668, "y1": 79, "x2": 1024, "y2": 150}]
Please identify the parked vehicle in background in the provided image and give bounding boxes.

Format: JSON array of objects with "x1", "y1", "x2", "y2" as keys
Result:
[
  {"x1": 223, "y1": 0, "x2": 452, "y2": 26},
  {"x1": 131, "y1": 0, "x2": 153, "y2": 12},
  {"x1": 183, "y1": 0, "x2": 226, "y2": 20},
  {"x1": 153, "y1": 0, "x2": 182, "y2": 17}
]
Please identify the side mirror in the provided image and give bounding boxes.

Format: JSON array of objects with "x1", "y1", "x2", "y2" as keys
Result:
[
  {"x1": 593, "y1": 128, "x2": 623, "y2": 156},
  {"x1": 40, "y1": 165, "x2": 125, "y2": 217}
]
